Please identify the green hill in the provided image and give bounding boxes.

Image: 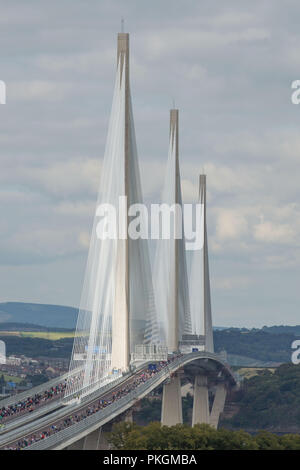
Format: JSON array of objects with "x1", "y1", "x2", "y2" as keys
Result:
[
  {"x1": 262, "y1": 325, "x2": 300, "y2": 336},
  {"x1": 214, "y1": 328, "x2": 298, "y2": 363},
  {"x1": 0, "y1": 334, "x2": 73, "y2": 358},
  {"x1": 0, "y1": 303, "x2": 299, "y2": 364},
  {"x1": 224, "y1": 363, "x2": 300, "y2": 431},
  {"x1": 0, "y1": 302, "x2": 78, "y2": 329}
]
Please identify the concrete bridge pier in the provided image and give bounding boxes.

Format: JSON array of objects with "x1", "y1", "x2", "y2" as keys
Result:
[
  {"x1": 66, "y1": 427, "x2": 109, "y2": 450},
  {"x1": 161, "y1": 374, "x2": 182, "y2": 426},
  {"x1": 67, "y1": 438, "x2": 84, "y2": 450},
  {"x1": 210, "y1": 382, "x2": 227, "y2": 429},
  {"x1": 192, "y1": 375, "x2": 209, "y2": 426},
  {"x1": 82, "y1": 428, "x2": 102, "y2": 450},
  {"x1": 124, "y1": 409, "x2": 134, "y2": 423}
]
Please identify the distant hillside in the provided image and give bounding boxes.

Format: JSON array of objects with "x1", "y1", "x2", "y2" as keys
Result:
[
  {"x1": 223, "y1": 363, "x2": 300, "y2": 431},
  {"x1": 1, "y1": 302, "x2": 300, "y2": 336},
  {"x1": 214, "y1": 328, "x2": 298, "y2": 363},
  {"x1": 0, "y1": 335, "x2": 73, "y2": 359},
  {"x1": 0, "y1": 303, "x2": 299, "y2": 364},
  {"x1": 0, "y1": 302, "x2": 78, "y2": 329},
  {"x1": 262, "y1": 325, "x2": 300, "y2": 336},
  {"x1": 216, "y1": 326, "x2": 300, "y2": 336}
]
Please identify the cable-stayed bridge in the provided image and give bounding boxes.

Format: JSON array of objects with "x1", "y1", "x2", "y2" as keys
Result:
[{"x1": 0, "y1": 32, "x2": 237, "y2": 450}]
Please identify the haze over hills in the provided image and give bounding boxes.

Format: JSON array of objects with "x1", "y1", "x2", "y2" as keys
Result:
[
  {"x1": 0, "y1": 302, "x2": 300, "y2": 336},
  {"x1": 0, "y1": 302, "x2": 298, "y2": 365},
  {"x1": 0, "y1": 302, "x2": 78, "y2": 329},
  {"x1": 0, "y1": 303, "x2": 153, "y2": 335}
]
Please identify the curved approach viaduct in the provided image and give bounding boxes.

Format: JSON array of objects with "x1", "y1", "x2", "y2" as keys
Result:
[{"x1": 0, "y1": 352, "x2": 236, "y2": 450}]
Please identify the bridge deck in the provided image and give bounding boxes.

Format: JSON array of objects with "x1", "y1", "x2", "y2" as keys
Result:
[{"x1": 0, "y1": 352, "x2": 236, "y2": 450}]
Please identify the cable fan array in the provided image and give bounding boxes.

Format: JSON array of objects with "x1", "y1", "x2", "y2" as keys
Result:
[{"x1": 65, "y1": 44, "x2": 211, "y2": 399}]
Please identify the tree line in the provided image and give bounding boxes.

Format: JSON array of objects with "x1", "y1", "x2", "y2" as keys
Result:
[{"x1": 108, "y1": 421, "x2": 300, "y2": 450}]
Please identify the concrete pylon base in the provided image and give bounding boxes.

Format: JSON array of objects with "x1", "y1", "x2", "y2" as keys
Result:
[
  {"x1": 161, "y1": 375, "x2": 182, "y2": 426},
  {"x1": 210, "y1": 383, "x2": 227, "y2": 429},
  {"x1": 192, "y1": 375, "x2": 209, "y2": 426}
]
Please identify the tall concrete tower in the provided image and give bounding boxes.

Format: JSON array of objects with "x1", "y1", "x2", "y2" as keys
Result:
[
  {"x1": 168, "y1": 109, "x2": 180, "y2": 352},
  {"x1": 158, "y1": 109, "x2": 191, "y2": 353},
  {"x1": 161, "y1": 114, "x2": 184, "y2": 424},
  {"x1": 111, "y1": 32, "x2": 131, "y2": 372},
  {"x1": 111, "y1": 33, "x2": 159, "y2": 371},
  {"x1": 66, "y1": 31, "x2": 161, "y2": 397},
  {"x1": 199, "y1": 174, "x2": 214, "y2": 353}
]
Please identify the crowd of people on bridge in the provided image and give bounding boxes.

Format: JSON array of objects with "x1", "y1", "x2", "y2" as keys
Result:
[
  {"x1": 4, "y1": 356, "x2": 181, "y2": 450},
  {"x1": 0, "y1": 382, "x2": 67, "y2": 423},
  {"x1": 0, "y1": 371, "x2": 87, "y2": 424}
]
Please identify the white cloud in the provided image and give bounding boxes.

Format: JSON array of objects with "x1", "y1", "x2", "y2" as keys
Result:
[
  {"x1": 142, "y1": 27, "x2": 270, "y2": 60},
  {"x1": 20, "y1": 158, "x2": 101, "y2": 197},
  {"x1": 78, "y1": 231, "x2": 90, "y2": 249},
  {"x1": 213, "y1": 276, "x2": 252, "y2": 290},
  {"x1": 254, "y1": 220, "x2": 295, "y2": 243},
  {"x1": 55, "y1": 201, "x2": 95, "y2": 217},
  {"x1": 8, "y1": 228, "x2": 79, "y2": 258},
  {"x1": 10, "y1": 81, "x2": 74, "y2": 101},
  {"x1": 181, "y1": 178, "x2": 198, "y2": 203},
  {"x1": 216, "y1": 209, "x2": 248, "y2": 240},
  {"x1": 36, "y1": 49, "x2": 114, "y2": 74}
]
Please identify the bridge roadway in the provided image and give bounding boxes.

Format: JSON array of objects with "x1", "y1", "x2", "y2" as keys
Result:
[
  {"x1": 0, "y1": 352, "x2": 236, "y2": 450},
  {"x1": 0, "y1": 364, "x2": 152, "y2": 450},
  {"x1": 0, "y1": 368, "x2": 84, "y2": 434},
  {"x1": 0, "y1": 362, "x2": 150, "y2": 435}
]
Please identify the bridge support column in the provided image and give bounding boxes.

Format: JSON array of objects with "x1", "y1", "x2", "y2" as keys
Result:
[
  {"x1": 66, "y1": 438, "x2": 85, "y2": 450},
  {"x1": 210, "y1": 383, "x2": 227, "y2": 429},
  {"x1": 82, "y1": 428, "x2": 102, "y2": 450},
  {"x1": 66, "y1": 427, "x2": 110, "y2": 450},
  {"x1": 161, "y1": 375, "x2": 182, "y2": 426},
  {"x1": 124, "y1": 409, "x2": 133, "y2": 423},
  {"x1": 192, "y1": 375, "x2": 209, "y2": 426}
]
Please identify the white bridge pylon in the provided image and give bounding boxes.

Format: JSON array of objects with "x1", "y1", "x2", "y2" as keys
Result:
[
  {"x1": 65, "y1": 33, "x2": 159, "y2": 398},
  {"x1": 65, "y1": 32, "x2": 214, "y2": 399},
  {"x1": 189, "y1": 174, "x2": 214, "y2": 353},
  {"x1": 153, "y1": 109, "x2": 192, "y2": 352}
]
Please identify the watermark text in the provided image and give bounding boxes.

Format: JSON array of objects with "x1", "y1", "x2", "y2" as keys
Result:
[{"x1": 0, "y1": 81, "x2": 6, "y2": 104}]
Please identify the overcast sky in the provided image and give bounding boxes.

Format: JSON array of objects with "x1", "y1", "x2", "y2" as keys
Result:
[{"x1": 0, "y1": 0, "x2": 299, "y2": 327}]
